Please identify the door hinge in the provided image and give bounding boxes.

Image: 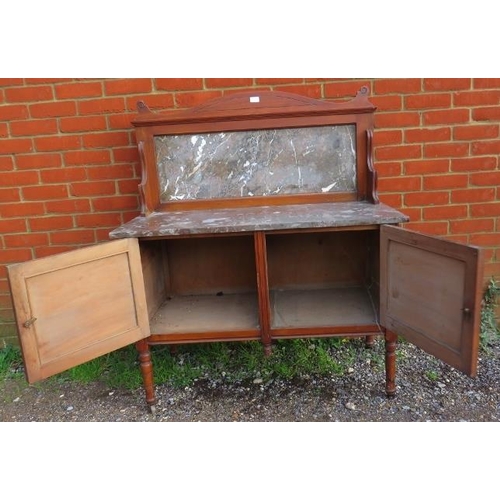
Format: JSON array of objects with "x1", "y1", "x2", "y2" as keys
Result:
[{"x1": 23, "y1": 317, "x2": 37, "y2": 328}]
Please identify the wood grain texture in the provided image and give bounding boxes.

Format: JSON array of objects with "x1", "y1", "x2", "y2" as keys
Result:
[
  {"x1": 271, "y1": 287, "x2": 378, "y2": 329},
  {"x1": 140, "y1": 239, "x2": 167, "y2": 319},
  {"x1": 266, "y1": 231, "x2": 376, "y2": 290},
  {"x1": 132, "y1": 87, "x2": 376, "y2": 127},
  {"x1": 165, "y1": 235, "x2": 256, "y2": 295},
  {"x1": 130, "y1": 88, "x2": 378, "y2": 214},
  {"x1": 254, "y1": 231, "x2": 272, "y2": 349},
  {"x1": 380, "y1": 225, "x2": 483, "y2": 376},
  {"x1": 7, "y1": 239, "x2": 149, "y2": 383},
  {"x1": 149, "y1": 293, "x2": 259, "y2": 334}
]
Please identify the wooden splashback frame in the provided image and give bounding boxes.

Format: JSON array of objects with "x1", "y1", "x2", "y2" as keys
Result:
[{"x1": 131, "y1": 87, "x2": 378, "y2": 215}]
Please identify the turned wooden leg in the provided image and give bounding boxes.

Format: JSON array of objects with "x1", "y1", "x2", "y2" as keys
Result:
[
  {"x1": 263, "y1": 342, "x2": 273, "y2": 357},
  {"x1": 385, "y1": 330, "x2": 397, "y2": 398},
  {"x1": 136, "y1": 339, "x2": 156, "y2": 414},
  {"x1": 364, "y1": 335, "x2": 375, "y2": 349}
]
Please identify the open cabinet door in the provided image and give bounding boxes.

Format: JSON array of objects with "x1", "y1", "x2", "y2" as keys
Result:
[
  {"x1": 7, "y1": 239, "x2": 150, "y2": 383},
  {"x1": 380, "y1": 225, "x2": 483, "y2": 376}
]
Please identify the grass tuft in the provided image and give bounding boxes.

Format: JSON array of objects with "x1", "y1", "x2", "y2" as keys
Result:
[
  {"x1": 1, "y1": 277, "x2": 499, "y2": 389},
  {"x1": 481, "y1": 277, "x2": 500, "y2": 349},
  {"x1": 0, "y1": 344, "x2": 24, "y2": 379},
  {"x1": 0, "y1": 337, "x2": 366, "y2": 390}
]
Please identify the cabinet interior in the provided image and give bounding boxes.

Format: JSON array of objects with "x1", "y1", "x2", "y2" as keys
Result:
[
  {"x1": 266, "y1": 229, "x2": 380, "y2": 330},
  {"x1": 140, "y1": 229, "x2": 380, "y2": 338},
  {"x1": 141, "y1": 235, "x2": 260, "y2": 335}
]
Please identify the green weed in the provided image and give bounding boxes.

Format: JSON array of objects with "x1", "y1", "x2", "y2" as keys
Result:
[
  {"x1": 1, "y1": 278, "x2": 498, "y2": 388},
  {"x1": 425, "y1": 370, "x2": 439, "y2": 382},
  {"x1": 0, "y1": 337, "x2": 371, "y2": 389},
  {"x1": 0, "y1": 344, "x2": 23, "y2": 379},
  {"x1": 481, "y1": 277, "x2": 500, "y2": 349}
]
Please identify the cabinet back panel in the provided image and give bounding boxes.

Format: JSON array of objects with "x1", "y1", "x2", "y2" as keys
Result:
[
  {"x1": 165, "y1": 236, "x2": 257, "y2": 295},
  {"x1": 266, "y1": 231, "x2": 374, "y2": 289}
]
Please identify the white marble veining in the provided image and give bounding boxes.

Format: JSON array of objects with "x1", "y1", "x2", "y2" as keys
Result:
[
  {"x1": 109, "y1": 201, "x2": 409, "y2": 238},
  {"x1": 154, "y1": 125, "x2": 357, "y2": 202}
]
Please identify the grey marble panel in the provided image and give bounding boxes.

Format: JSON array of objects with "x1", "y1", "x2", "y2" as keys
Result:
[
  {"x1": 154, "y1": 125, "x2": 357, "y2": 202},
  {"x1": 109, "y1": 201, "x2": 409, "y2": 239}
]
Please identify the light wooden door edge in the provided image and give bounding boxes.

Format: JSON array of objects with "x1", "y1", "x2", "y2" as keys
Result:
[
  {"x1": 380, "y1": 225, "x2": 483, "y2": 376},
  {"x1": 7, "y1": 238, "x2": 150, "y2": 383}
]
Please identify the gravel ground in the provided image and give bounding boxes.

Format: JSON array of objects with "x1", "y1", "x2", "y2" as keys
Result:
[{"x1": 1, "y1": 339, "x2": 499, "y2": 422}]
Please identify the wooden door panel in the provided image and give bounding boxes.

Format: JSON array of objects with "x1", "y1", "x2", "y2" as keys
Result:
[
  {"x1": 8, "y1": 239, "x2": 150, "y2": 383},
  {"x1": 380, "y1": 225, "x2": 483, "y2": 376}
]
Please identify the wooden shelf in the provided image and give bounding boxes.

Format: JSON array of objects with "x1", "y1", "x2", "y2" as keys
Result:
[
  {"x1": 149, "y1": 292, "x2": 260, "y2": 335},
  {"x1": 271, "y1": 286, "x2": 378, "y2": 329}
]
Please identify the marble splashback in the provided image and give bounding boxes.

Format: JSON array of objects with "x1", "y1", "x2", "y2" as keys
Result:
[{"x1": 154, "y1": 125, "x2": 357, "y2": 202}]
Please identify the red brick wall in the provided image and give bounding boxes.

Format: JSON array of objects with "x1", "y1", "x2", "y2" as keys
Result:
[{"x1": 1, "y1": 78, "x2": 499, "y2": 343}]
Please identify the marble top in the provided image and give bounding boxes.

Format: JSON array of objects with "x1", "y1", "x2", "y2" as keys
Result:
[{"x1": 109, "y1": 201, "x2": 409, "y2": 239}]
